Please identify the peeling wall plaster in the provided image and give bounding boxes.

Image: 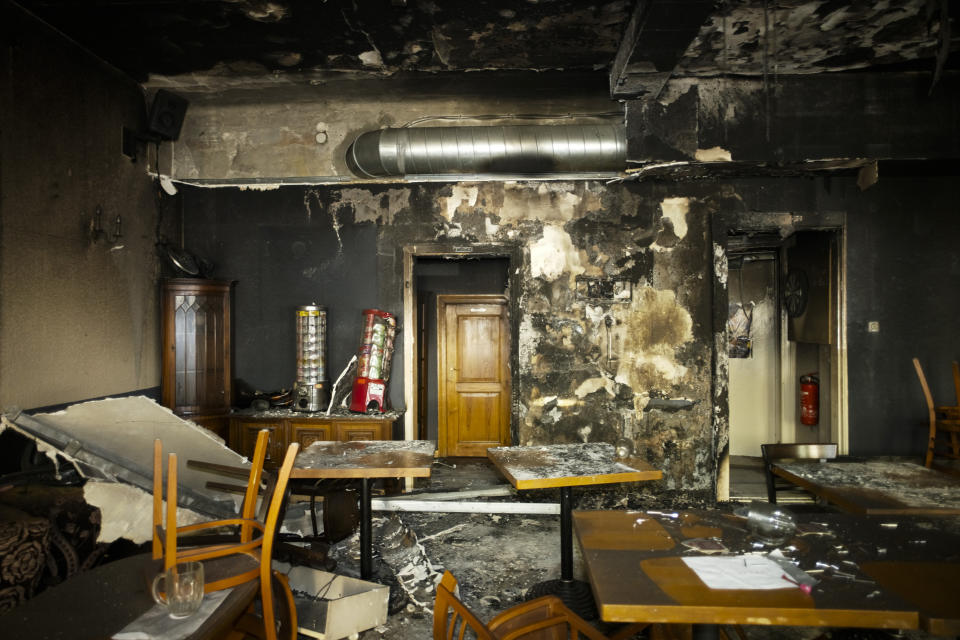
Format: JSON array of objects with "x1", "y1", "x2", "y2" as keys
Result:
[
  {"x1": 390, "y1": 180, "x2": 716, "y2": 496},
  {"x1": 529, "y1": 225, "x2": 586, "y2": 284},
  {"x1": 337, "y1": 187, "x2": 410, "y2": 225}
]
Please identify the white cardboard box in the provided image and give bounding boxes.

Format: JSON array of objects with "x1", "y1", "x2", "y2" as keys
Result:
[{"x1": 275, "y1": 562, "x2": 390, "y2": 640}]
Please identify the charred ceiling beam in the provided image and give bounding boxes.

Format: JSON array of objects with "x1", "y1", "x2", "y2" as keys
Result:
[{"x1": 609, "y1": 0, "x2": 715, "y2": 100}]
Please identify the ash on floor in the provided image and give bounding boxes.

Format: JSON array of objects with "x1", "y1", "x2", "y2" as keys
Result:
[{"x1": 325, "y1": 510, "x2": 564, "y2": 640}]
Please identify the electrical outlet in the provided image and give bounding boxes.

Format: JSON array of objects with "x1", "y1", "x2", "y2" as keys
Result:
[{"x1": 867, "y1": 321, "x2": 880, "y2": 333}]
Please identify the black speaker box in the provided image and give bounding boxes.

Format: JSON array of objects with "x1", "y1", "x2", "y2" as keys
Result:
[{"x1": 147, "y1": 89, "x2": 189, "y2": 141}]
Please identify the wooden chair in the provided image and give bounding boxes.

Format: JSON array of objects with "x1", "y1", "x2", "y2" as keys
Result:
[
  {"x1": 760, "y1": 443, "x2": 837, "y2": 504},
  {"x1": 153, "y1": 430, "x2": 299, "y2": 640},
  {"x1": 152, "y1": 429, "x2": 270, "y2": 583},
  {"x1": 912, "y1": 357, "x2": 960, "y2": 471},
  {"x1": 433, "y1": 570, "x2": 646, "y2": 640}
]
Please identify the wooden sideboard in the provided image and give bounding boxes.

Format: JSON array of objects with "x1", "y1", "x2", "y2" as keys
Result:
[{"x1": 228, "y1": 410, "x2": 400, "y2": 468}]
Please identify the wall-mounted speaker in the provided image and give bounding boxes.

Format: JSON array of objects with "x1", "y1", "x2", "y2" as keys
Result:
[{"x1": 147, "y1": 89, "x2": 189, "y2": 141}]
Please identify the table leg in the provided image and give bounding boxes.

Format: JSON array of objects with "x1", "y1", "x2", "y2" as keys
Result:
[
  {"x1": 692, "y1": 624, "x2": 719, "y2": 639},
  {"x1": 526, "y1": 486, "x2": 597, "y2": 620},
  {"x1": 559, "y1": 485, "x2": 573, "y2": 580},
  {"x1": 360, "y1": 477, "x2": 372, "y2": 580}
]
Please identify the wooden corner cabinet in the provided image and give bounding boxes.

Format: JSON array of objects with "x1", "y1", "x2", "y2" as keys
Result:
[
  {"x1": 229, "y1": 412, "x2": 399, "y2": 468},
  {"x1": 161, "y1": 279, "x2": 233, "y2": 438}
]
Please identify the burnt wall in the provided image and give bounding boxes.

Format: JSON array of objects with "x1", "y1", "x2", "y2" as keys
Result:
[
  {"x1": 181, "y1": 171, "x2": 960, "y2": 497},
  {"x1": 182, "y1": 180, "x2": 719, "y2": 498}
]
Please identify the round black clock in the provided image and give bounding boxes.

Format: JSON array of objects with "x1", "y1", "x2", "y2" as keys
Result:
[{"x1": 783, "y1": 268, "x2": 809, "y2": 318}]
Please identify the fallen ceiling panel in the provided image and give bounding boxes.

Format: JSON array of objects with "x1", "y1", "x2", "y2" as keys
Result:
[{"x1": 1, "y1": 396, "x2": 247, "y2": 531}]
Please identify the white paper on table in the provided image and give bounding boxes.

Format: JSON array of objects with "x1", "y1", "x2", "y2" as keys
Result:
[{"x1": 681, "y1": 555, "x2": 792, "y2": 590}]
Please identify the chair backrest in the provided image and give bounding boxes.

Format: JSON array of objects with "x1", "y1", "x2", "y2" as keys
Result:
[
  {"x1": 761, "y1": 443, "x2": 838, "y2": 463},
  {"x1": 258, "y1": 442, "x2": 300, "y2": 640},
  {"x1": 761, "y1": 443, "x2": 837, "y2": 504},
  {"x1": 913, "y1": 357, "x2": 960, "y2": 469},
  {"x1": 913, "y1": 358, "x2": 937, "y2": 414},
  {"x1": 433, "y1": 571, "x2": 496, "y2": 640}
]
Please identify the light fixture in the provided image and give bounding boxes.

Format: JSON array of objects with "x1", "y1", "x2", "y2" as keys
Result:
[{"x1": 90, "y1": 205, "x2": 122, "y2": 245}]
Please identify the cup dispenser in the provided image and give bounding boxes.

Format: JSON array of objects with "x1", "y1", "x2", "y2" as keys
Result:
[
  {"x1": 294, "y1": 305, "x2": 329, "y2": 412},
  {"x1": 349, "y1": 309, "x2": 396, "y2": 413}
]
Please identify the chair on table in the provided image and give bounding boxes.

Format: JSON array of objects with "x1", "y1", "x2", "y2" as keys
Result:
[
  {"x1": 912, "y1": 358, "x2": 960, "y2": 472},
  {"x1": 433, "y1": 570, "x2": 647, "y2": 640},
  {"x1": 761, "y1": 443, "x2": 837, "y2": 504},
  {"x1": 152, "y1": 429, "x2": 270, "y2": 580},
  {"x1": 153, "y1": 430, "x2": 300, "y2": 640}
]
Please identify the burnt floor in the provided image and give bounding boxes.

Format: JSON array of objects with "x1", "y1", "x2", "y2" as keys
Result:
[{"x1": 285, "y1": 458, "x2": 949, "y2": 640}]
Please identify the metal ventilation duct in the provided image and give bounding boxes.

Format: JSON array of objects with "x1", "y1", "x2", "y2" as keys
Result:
[{"x1": 346, "y1": 124, "x2": 626, "y2": 177}]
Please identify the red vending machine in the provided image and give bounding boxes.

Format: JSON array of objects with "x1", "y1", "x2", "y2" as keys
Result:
[{"x1": 349, "y1": 309, "x2": 397, "y2": 413}]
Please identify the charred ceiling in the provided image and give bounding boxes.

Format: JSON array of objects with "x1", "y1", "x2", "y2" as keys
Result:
[
  {"x1": 9, "y1": 0, "x2": 957, "y2": 90},
  {"x1": 12, "y1": 0, "x2": 631, "y2": 81}
]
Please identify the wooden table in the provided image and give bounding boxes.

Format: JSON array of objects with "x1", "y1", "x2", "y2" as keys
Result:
[
  {"x1": 487, "y1": 443, "x2": 662, "y2": 618},
  {"x1": 573, "y1": 509, "x2": 960, "y2": 636},
  {"x1": 771, "y1": 459, "x2": 960, "y2": 515},
  {"x1": 1, "y1": 553, "x2": 257, "y2": 640},
  {"x1": 291, "y1": 439, "x2": 435, "y2": 579}
]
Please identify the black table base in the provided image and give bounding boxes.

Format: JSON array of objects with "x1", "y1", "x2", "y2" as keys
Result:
[
  {"x1": 527, "y1": 577, "x2": 598, "y2": 620},
  {"x1": 520, "y1": 485, "x2": 599, "y2": 620}
]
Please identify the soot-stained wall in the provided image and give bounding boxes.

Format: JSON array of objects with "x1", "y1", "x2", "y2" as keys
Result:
[
  {"x1": 181, "y1": 172, "x2": 960, "y2": 498},
  {"x1": 182, "y1": 180, "x2": 719, "y2": 498}
]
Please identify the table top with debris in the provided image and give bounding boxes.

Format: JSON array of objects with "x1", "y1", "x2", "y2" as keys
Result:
[
  {"x1": 773, "y1": 459, "x2": 960, "y2": 515},
  {"x1": 291, "y1": 439, "x2": 436, "y2": 479},
  {"x1": 486, "y1": 442, "x2": 663, "y2": 490},
  {"x1": 573, "y1": 508, "x2": 960, "y2": 634}
]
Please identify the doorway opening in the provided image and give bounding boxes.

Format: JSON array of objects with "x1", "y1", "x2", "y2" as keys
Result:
[
  {"x1": 402, "y1": 247, "x2": 519, "y2": 457},
  {"x1": 725, "y1": 228, "x2": 847, "y2": 501}
]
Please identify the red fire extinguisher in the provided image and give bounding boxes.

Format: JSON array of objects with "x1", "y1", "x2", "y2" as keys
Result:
[{"x1": 800, "y1": 374, "x2": 819, "y2": 426}]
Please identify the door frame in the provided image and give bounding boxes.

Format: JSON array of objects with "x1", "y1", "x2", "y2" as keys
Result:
[
  {"x1": 402, "y1": 244, "x2": 522, "y2": 445},
  {"x1": 714, "y1": 216, "x2": 848, "y2": 501},
  {"x1": 436, "y1": 294, "x2": 510, "y2": 456}
]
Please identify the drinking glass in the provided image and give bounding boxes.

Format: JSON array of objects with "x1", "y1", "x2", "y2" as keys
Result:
[{"x1": 151, "y1": 561, "x2": 204, "y2": 619}]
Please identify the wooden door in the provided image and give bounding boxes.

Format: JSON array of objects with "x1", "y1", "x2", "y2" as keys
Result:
[{"x1": 438, "y1": 295, "x2": 510, "y2": 457}]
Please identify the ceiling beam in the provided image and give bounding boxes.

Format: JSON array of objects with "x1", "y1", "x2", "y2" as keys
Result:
[{"x1": 609, "y1": 0, "x2": 715, "y2": 100}]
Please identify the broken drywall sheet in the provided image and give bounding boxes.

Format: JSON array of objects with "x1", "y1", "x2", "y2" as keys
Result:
[
  {"x1": 30, "y1": 396, "x2": 245, "y2": 487},
  {"x1": 2, "y1": 396, "x2": 244, "y2": 521},
  {"x1": 84, "y1": 480, "x2": 208, "y2": 544}
]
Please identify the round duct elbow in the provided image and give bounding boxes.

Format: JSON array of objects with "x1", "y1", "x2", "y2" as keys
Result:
[{"x1": 346, "y1": 124, "x2": 626, "y2": 178}]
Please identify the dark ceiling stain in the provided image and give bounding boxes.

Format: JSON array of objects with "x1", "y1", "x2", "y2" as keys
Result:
[
  {"x1": 15, "y1": 0, "x2": 632, "y2": 81},
  {"x1": 12, "y1": 0, "x2": 958, "y2": 85}
]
